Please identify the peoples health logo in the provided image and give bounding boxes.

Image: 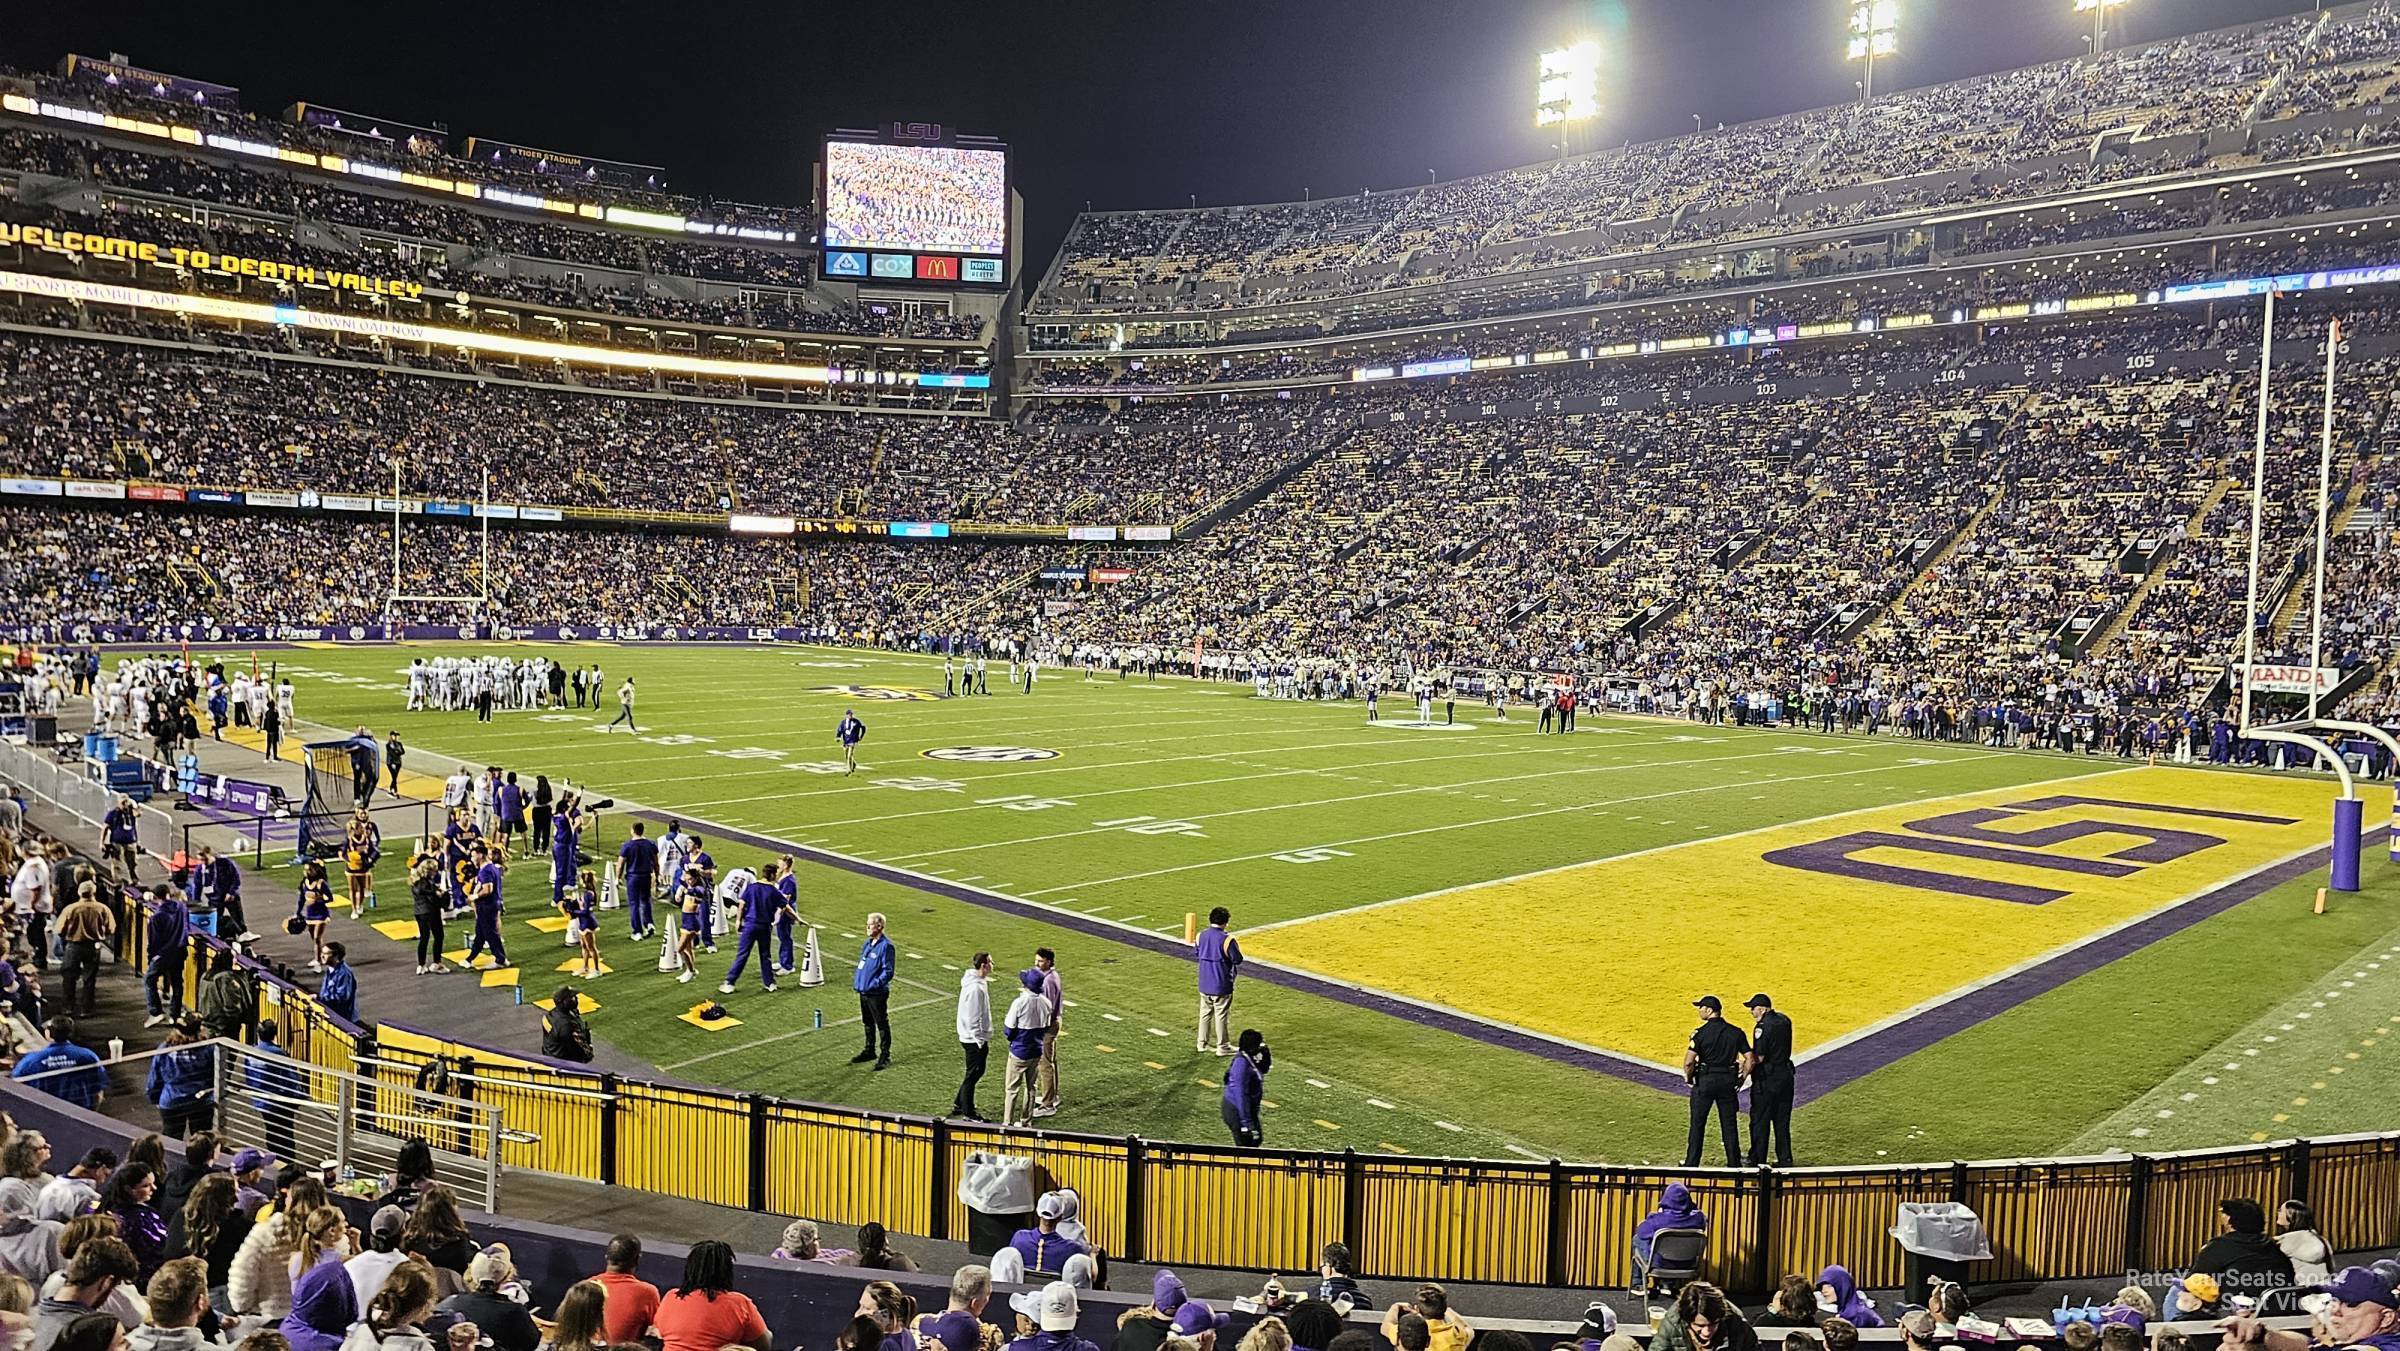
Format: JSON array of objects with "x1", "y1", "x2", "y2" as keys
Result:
[
  {"x1": 807, "y1": 684, "x2": 940, "y2": 702},
  {"x1": 923, "y1": 746, "x2": 1060, "y2": 762}
]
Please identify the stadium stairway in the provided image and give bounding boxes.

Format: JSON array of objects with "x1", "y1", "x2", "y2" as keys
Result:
[
  {"x1": 1844, "y1": 480, "x2": 2011, "y2": 643},
  {"x1": 2080, "y1": 473, "x2": 2238, "y2": 655}
]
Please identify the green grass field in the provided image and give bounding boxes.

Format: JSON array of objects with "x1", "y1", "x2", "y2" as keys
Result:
[{"x1": 263, "y1": 641, "x2": 2400, "y2": 1166}]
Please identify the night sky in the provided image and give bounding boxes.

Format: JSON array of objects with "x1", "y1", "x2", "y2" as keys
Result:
[{"x1": 2, "y1": 0, "x2": 2333, "y2": 275}]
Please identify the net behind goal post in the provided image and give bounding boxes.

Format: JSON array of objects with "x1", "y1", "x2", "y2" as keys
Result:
[{"x1": 299, "y1": 738, "x2": 373, "y2": 859}]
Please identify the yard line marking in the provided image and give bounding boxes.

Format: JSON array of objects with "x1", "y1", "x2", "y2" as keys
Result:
[
  {"x1": 1143, "y1": 1061, "x2": 1167, "y2": 1071},
  {"x1": 1379, "y1": 1143, "x2": 1409, "y2": 1154},
  {"x1": 1505, "y1": 1145, "x2": 1548, "y2": 1161},
  {"x1": 1101, "y1": 1013, "x2": 1123, "y2": 1022},
  {"x1": 1314, "y1": 1119, "x2": 1341, "y2": 1131},
  {"x1": 1119, "y1": 914, "x2": 1145, "y2": 923},
  {"x1": 1095, "y1": 1045, "x2": 1116, "y2": 1053},
  {"x1": 1033, "y1": 755, "x2": 2029, "y2": 899},
  {"x1": 1146, "y1": 1027, "x2": 1170, "y2": 1037},
  {"x1": 657, "y1": 993, "x2": 948, "y2": 1071},
  {"x1": 1434, "y1": 1121, "x2": 1464, "y2": 1132},
  {"x1": 1306, "y1": 1078, "x2": 1331, "y2": 1089},
  {"x1": 1365, "y1": 1098, "x2": 1395, "y2": 1110},
  {"x1": 1244, "y1": 762, "x2": 2125, "y2": 935},
  {"x1": 898, "y1": 744, "x2": 1810, "y2": 863}
]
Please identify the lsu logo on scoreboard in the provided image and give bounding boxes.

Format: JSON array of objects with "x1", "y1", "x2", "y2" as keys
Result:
[{"x1": 1764, "y1": 793, "x2": 2301, "y2": 905}]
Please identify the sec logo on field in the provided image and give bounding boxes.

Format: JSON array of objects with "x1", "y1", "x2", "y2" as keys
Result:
[
  {"x1": 808, "y1": 684, "x2": 941, "y2": 702},
  {"x1": 923, "y1": 746, "x2": 1061, "y2": 763}
]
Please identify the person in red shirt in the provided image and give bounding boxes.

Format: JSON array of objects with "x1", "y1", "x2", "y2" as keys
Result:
[
  {"x1": 590, "y1": 1233, "x2": 661, "y2": 1347},
  {"x1": 652, "y1": 1240, "x2": 772, "y2": 1351}
]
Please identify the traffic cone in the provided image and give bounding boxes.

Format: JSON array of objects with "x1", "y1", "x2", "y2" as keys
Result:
[{"x1": 798, "y1": 927, "x2": 825, "y2": 988}]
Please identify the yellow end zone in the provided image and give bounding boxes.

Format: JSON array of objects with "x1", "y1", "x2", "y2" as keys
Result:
[{"x1": 1245, "y1": 766, "x2": 2341, "y2": 1068}]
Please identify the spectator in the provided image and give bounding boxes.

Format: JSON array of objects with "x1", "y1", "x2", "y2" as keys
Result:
[
  {"x1": 0, "y1": 1207, "x2": 65, "y2": 1285},
  {"x1": 1634, "y1": 1183, "x2": 1706, "y2": 1284},
  {"x1": 770, "y1": 1220, "x2": 839, "y2": 1266},
  {"x1": 2221, "y1": 1266, "x2": 2397, "y2": 1351},
  {"x1": 1655, "y1": 1283, "x2": 1759, "y2": 1351},
  {"x1": 1814, "y1": 1269, "x2": 1880, "y2": 1331},
  {"x1": 1754, "y1": 1277, "x2": 1820, "y2": 1330},
  {"x1": 337, "y1": 1258, "x2": 440, "y2": 1351},
  {"x1": 1114, "y1": 1272, "x2": 1184, "y2": 1351},
  {"x1": 1308, "y1": 1246, "x2": 1362, "y2": 1312},
  {"x1": 650, "y1": 1241, "x2": 769, "y2": 1351},
  {"x1": 1279, "y1": 1304, "x2": 1342, "y2": 1351},
  {"x1": 397, "y1": 1186, "x2": 474, "y2": 1279},
  {"x1": 39, "y1": 1150, "x2": 115, "y2": 1225},
  {"x1": 1008, "y1": 1195, "x2": 1088, "y2": 1279},
  {"x1": 987, "y1": 1249, "x2": 1026, "y2": 1288},
  {"x1": 2274, "y1": 1201, "x2": 2332, "y2": 1286},
  {"x1": 1170, "y1": 1304, "x2": 1227, "y2": 1351},
  {"x1": 544, "y1": 1280, "x2": 608, "y2": 1351},
  {"x1": 146, "y1": 1032, "x2": 216, "y2": 1142},
  {"x1": 342, "y1": 1210, "x2": 409, "y2": 1318},
  {"x1": 1381, "y1": 1288, "x2": 1467, "y2": 1351},
  {"x1": 227, "y1": 1175, "x2": 329, "y2": 1319},
  {"x1": 43, "y1": 1218, "x2": 146, "y2": 1331},
  {"x1": 226, "y1": 1153, "x2": 274, "y2": 1219},
  {"x1": 97, "y1": 1169, "x2": 166, "y2": 1286},
  {"x1": 13, "y1": 1020, "x2": 104, "y2": 1110},
  {"x1": 1927, "y1": 1283, "x2": 1972, "y2": 1336},
  {"x1": 1193, "y1": 908, "x2": 1240, "y2": 1057},
  {"x1": 0, "y1": 1133, "x2": 57, "y2": 1216},
  {"x1": 129, "y1": 1256, "x2": 224, "y2": 1351},
  {"x1": 588, "y1": 1235, "x2": 657, "y2": 1348},
  {"x1": 1817, "y1": 1320, "x2": 1858, "y2": 1351},
  {"x1": 1004, "y1": 1283, "x2": 1096, "y2": 1351},
  {"x1": 436, "y1": 1248, "x2": 536, "y2": 1351},
  {"x1": 1896, "y1": 1312, "x2": 1936, "y2": 1351},
  {"x1": 195, "y1": 953, "x2": 253, "y2": 1046},
  {"x1": 122, "y1": 1144, "x2": 164, "y2": 1187},
  {"x1": 852, "y1": 1224, "x2": 915, "y2": 1274},
  {"x1": 373, "y1": 1143, "x2": 434, "y2": 1215},
  {"x1": 1221, "y1": 1031, "x2": 1266, "y2": 1148},
  {"x1": 953, "y1": 953, "x2": 991, "y2": 1123},
  {"x1": 162, "y1": 1176, "x2": 250, "y2": 1309},
  {"x1": 52, "y1": 1310, "x2": 123, "y2": 1351},
  {"x1": 30, "y1": 1235, "x2": 138, "y2": 1351},
  {"x1": 157, "y1": 1136, "x2": 220, "y2": 1223},
  {"x1": 2188, "y1": 1200, "x2": 2294, "y2": 1293},
  {"x1": 921, "y1": 1265, "x2": 994, "y2": 1351},
  {"x1": 857, "y1": 1281, "x2": 916, "y2": 1351},
  {"x1": 1234, "y1": 1320, "x2": 1289, "y2": 1351}
]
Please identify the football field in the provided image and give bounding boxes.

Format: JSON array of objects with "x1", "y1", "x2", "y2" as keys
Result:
[{"x1": 265, "y1": 641, "x2": 2400, "y2": 1166}]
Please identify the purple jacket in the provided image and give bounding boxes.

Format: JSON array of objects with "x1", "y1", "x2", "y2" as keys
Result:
[
  {"x1": 1196, "y1": 926, "x2": 1242, "y2": 997},
  {"x1": 281, "y1": 1252, "x2": 359, "y2": 1351},
  {"x1": 1634, "y1": 1182, "x2": 1706, "y2": 1245},
  {"x1": 1223, "y1": 1050, "x2": 1264, "y2": 1131}
]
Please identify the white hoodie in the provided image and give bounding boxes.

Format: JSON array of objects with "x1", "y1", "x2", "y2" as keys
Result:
[{"x1": 956, "y1": 969, "x2": 991, "y2": 1046}]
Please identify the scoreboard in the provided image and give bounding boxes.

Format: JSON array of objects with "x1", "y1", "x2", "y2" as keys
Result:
[{"x1": 819, "y1": 129, "x2": 1009, "y2": 288}]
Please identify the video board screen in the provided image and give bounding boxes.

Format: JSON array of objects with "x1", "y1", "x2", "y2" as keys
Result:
[{"x1": 820, "y1": 137, "x2": 1008, "y2": 288}]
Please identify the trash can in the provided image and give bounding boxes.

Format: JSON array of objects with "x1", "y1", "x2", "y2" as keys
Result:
[
  {"x1": 1892, "y1": 1201, "x2": 1993, "y2": 1298},
  {"x1": 958, "y1": 1150, "x2": 1037, "y2": 1257}
]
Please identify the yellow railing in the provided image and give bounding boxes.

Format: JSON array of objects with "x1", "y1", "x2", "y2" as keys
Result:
[{"x1": 140, "y1": 899, "x2": 2400, "y2": 1289}]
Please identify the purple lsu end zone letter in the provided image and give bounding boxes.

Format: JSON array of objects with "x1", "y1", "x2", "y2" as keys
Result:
[{"x1": 1761, "y1": 796, "x2": 2302, "y2": 906}]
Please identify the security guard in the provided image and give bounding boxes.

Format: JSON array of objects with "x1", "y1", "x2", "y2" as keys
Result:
[
  {"x1": 1744, "y1": 993, "x2": 1796, "y2": 1167},
  {"x1": 1683, "y1": 995, "x2": 1749, "y2": 1168}
]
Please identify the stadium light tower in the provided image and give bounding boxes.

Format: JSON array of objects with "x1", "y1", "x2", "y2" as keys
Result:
[
  {"x1": 1848, "y1": 0, "x2": 1899, "y2": 104},
  {"x1": 2075, "y1": 0, "x2": 2130, "y2": 54},
  {"x1": 1536, "y1": 40, "x2": 1603, "y2": 156}
]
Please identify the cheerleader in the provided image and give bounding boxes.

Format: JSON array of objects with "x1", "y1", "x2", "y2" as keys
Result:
[
  {"x1": 296, "y1": 859, "x2": 335, "y2": 971},
  {"x1": 570, "y1": 868, "x2": 603, "y2": 979},
  {"x1": 343, "y1": 806, "x2": 380, "y2": 918}
]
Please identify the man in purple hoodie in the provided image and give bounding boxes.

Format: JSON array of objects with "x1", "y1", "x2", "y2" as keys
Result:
[
  {"x1": 1221, "y1": 1029, "x2": 1268, "y2": 1146},
  {"x1": 1633, "y1": 1182, "x2": 1708, "y2": 1295},
  {"x1": 142, "y1": 885, "x2": 189, "y2": 1028},
  {"x1": 1194, "y1": 907, "x2": 1242, "y2": 1056}
]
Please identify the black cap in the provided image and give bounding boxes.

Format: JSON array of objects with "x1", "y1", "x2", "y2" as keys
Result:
[
  {"x1": 1743, "y1": 993, "x2": 1773, "y2": 1010},
  {"x1": 1692, "y1": 995, "x2": 1722, "y2": 1012}
]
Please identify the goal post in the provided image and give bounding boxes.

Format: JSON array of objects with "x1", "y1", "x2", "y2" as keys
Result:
[{"x1": 383, "y1": 458, "x2": 492, "y2": 631}]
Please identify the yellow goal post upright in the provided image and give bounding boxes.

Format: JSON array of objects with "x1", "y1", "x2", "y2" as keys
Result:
[{"x1": 2234, "y1": 295, "x2": 2399, "y2": 891}]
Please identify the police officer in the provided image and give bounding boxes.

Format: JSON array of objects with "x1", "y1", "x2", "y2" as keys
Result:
[
  {"x1": 1743, "y1": 993, "x2": 1796, "y2": 1167},
  {"x1": 1683, "y1": 995, "x2": 1749, "y2": 1168}
]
